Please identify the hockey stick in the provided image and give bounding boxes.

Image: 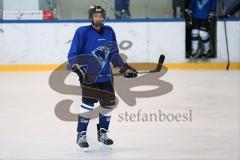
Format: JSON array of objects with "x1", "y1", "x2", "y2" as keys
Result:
[
  {"x1": 112, "y1": 54, "x2": 165, "y2": 76},
  {"x1": 82, "y1": 54, "x2": 165, "y2": 78},
  {"x1": 224, "y1": 19, "x2": 230, "y2": 70}
]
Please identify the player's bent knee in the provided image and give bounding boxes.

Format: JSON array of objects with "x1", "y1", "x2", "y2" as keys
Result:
[
  {"x1": 79, "y1": 102, "x2": 94, "y2": 118},
  {"x1": 191, "y1": 29, "x2": 199, "y2": 36},
  {"x1": 199, "y1": 30, "x2": 209, "y2": 40},
  {"x1": 100, "y1": 106, "x2": 113, "y2": 117}
]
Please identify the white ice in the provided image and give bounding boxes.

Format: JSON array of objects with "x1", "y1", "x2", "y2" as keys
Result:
[{"x1": 0, "y1": 70, "x2": 239, "y2": 160}]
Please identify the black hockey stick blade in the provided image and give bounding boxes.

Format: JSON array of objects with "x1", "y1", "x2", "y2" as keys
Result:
[
  {"x1": 149, "y1": 54, "x2": 165, "y2": 73},
  {"x1": 135, "y1": 54, "x2": 165, "y2": 74},
  {"x1": 112, "y1": 54, "x2": 165, "y2": 76}
]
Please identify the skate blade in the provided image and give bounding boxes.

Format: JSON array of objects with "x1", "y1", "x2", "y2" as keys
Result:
[
  {"x1": 188, "y1": 57, "x2": 198, "y2": 62},
  {"x1": 98, "y1": 142, "x2": 113, "y2": 149},
  {"x1": 76, "y1": 145, "x2": 89, "y2": 152},
  {"x1": 201, "y1": 58, "x2": 210, "y2": 62}
]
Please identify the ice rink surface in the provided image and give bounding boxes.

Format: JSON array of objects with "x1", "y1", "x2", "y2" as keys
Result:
[{"x1": 0, "y1": 70, "x2": 239, "y2": 160}]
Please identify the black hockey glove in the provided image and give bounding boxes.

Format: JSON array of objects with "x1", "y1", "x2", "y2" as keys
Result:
[
  {"x1": 184, "y1": 9, "x2": 192, "y2": 27},
  {"x1": 119, "y1": 63, "x2": 138, "y2": 78},
  {"x1": 72, "y1": 64, "x2": 87, "y2": 83},
  {"x1": 184, "y1": 9, "x2": 192, "y2": 18},
  {"x1": 208, "y1": 12, "x2": 216, "y2": 22}
]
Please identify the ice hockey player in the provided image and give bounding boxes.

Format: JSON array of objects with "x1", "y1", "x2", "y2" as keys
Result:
[
  {"x1": 67, "y1": 5, "x2": 137, "y2": 151},
  {"x1": 185, "y1": 0, "x2": 216, "y2": 60},
  {"x1": 221, "y1": 0, "x2": 240, "y2": 18}
]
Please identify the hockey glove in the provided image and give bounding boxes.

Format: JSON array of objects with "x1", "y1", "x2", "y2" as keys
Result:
[
  {"x1": 184, "y1": 9, "x2": 192, "y2": 27},
  {"x1": 184, "y1": 9, "x2": 192, "y2": 18},
  {"x1": 72, "y1": 64, "x2": 87, "y2": 83},
  {"x1": 208, "y1": 12, "x2": 216, "y2": 22},
  {"x1": 119, "y1": 63, "x2": 138, "y2": 78}
]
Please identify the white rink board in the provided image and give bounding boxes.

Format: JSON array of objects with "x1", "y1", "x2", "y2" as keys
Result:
[
  {"x1": 0, "y1": 70, "x2": 239, "y2": 159},
  {"x1": 0, "y1": 21, "x2": 239, "y2": 64}
]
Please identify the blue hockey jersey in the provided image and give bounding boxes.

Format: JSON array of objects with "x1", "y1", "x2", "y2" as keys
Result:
[
  {"x1": 188, "y1": 0, "x2": 216, "y2": 19},
  {"x1": 67, "y1": 25, "x2": 124, "y2": 83}
]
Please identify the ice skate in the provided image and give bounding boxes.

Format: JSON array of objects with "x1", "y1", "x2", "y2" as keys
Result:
[
  {"x1": 97, "y1": 124, "x2": 113, "y2": 149},
  {"x1": 76, "y1": 131, "x2": 89, "y2": 152}
]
